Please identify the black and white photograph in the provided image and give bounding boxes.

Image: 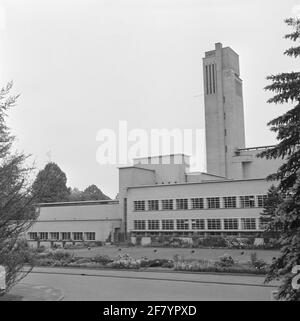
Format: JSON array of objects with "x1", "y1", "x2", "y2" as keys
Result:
[{"x1": 0, "y1": 0, "x2": 300, "y2": 308}]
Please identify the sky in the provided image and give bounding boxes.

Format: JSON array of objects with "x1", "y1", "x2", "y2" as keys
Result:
[{"x1": 0, "y1": 0, "x2": 299, "y2": 198}]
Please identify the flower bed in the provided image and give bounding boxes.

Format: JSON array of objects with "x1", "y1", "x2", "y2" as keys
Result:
[{"x1": 32, "y1": 250, "x2": 268, "y2": 274}]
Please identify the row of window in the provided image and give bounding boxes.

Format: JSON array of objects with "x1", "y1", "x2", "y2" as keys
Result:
[
  {"x1": 28, "y1": 232, "x2": 96, "y2": 241},
  {"x1": 133, "y1": 218, "x2": 258, "y2": 231},
  {"x1": 134, "y1": 195, "x2": 267, "y2": 211}
]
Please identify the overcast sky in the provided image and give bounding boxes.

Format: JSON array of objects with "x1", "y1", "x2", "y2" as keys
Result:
[{"x1": 0, "y1": 0, "x2": 299, "y2": 198}]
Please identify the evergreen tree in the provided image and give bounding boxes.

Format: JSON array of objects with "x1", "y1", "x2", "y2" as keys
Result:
[
  {"x1": 0, "y1": 82, "x2": 36, "y2": 293},
  {"x1": 68, "y1": 187, "x2": 84, "y2": 202},
  {"x1": 32, "y1": 162, "x2": 70, "y2": 203},
  {"x1": 258, "y1": 17, "x2": 300, "y2": 300},
  {"x1": 82, "y1": 184, "x2": 110, "y2": 201},
  {"x1": 260, "y1": 185, "x2": 283, "y2": 232}
]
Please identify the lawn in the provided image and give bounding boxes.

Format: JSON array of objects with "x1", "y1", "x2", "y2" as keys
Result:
[{"x1": 65, "y1": 246, "x2": 280, "y2": 264}]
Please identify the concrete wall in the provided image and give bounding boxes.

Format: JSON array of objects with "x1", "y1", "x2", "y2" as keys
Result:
[
  {"x1": 126, "y1": 178, "x2": 272, "y2": 234},
  {"x1": 231, "y1": 148, "x2": 283, "y2": 179},
  {"x1": 26, "y1": 202, "x2": 122, "y2": 245},
  {"x1": 203, "y1": 43, "x2": 246, "y2": 178},
  {"x1": 134, "y1": 154, "x2": 189, "y2": 184}
]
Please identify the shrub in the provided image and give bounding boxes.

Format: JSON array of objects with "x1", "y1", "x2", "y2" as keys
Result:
[
  {"x1": 250, "y1": 252, "x2": 267, "y2": 270},
  {"x1": 35, "y1": 245, "x2": 46, "y2": 253},
  {"x1": 73, "y1": 258, "x2": 93, "y2": 264},
  {"x1": 141, "y1": 259, "x2": 173, "y2": 268},
  {"x1": 51, "y1": 251, "x2": 72, "y2": 261},
  {"x1": 200, "y1": 236, "x2": 227, "y2": 248},
  {"x1": 215, "y1": 255, "x2": 235, "y2": 267},
  {"x1": 92, "y1": 255, "x2": 112, "y2": 264}
]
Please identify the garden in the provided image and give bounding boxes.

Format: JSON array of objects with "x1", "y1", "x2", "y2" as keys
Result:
[{"x1": 30, "y1": 246, "x2": 274, "y2": 275}]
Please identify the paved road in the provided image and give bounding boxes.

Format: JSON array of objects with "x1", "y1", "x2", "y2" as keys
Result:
[{"x1": 18, "y1": 267, "x2": 279, "y2": 301}]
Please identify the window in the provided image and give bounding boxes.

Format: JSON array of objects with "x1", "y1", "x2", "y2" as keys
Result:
[
  {"x1": 61, "y1": 232, "x2": 71, "y2": 240},
  {"x1": 148, "y1": 200, "x2": 159, "y2": 211},
  {"x1": 206, "y1": 63, "x2": 216, "y2": 95},
  {"x1": 73, "y1": 232, "x2": 83, "y2": 241},
  {"x1": 240, "y1": 195, "x2": 255, "y2": 208},
  {"x1": 223, "y1": 196, "x2": 237, "y2": 209},
  {"x1": 207, "y1": 219, "x2": 221, "y2": 230},
  {"x1": 28, "y1": 232, "x2": 38, "y2": 240},
  {"x1": 39, "y1": 232, "x2": 48, "y2": 240},
  {"x1": 148, "y1": 220, "x2": 160, "y2": 230},
  {"x1": 134, "y1": 200, "x2": 145, "y2": 211},
  {"x1": 85, "y1": 232, "x2": 96, "y2": 241},
  {"x1": 207, "y1": 197, "x2": 220, "y2": 209},
  {"x1": 191, "y1": 198, "x2": 204, "y2": 209},
  {"x1": 162, "y1": 220, "x2": 174, "y2": 230},
  {"x1": 176, "y1": 219, "x2": 189, "y2": 230},
  {"x1": 50, "y1": 232, "x2": 59, "y2": 240},
  {"x1": 133, "y1": 220, "x2": 146, "y2": 230},
  {"x1": 224, "y1": 218, "x2": 238, "y2": 230},
  {"x1": 191, "y1": 219, "x2": 205, "y2": 230},
  {"x1": 176, "y1": 199, "x2": 188, "y2": 210},
  {"x1": 162, "y1": 199, "x2": 173, "y2": 210},
  {"x1": 241, "y1": 218, "x2": 256, "y2": 230},
  {"x1": 257, "y1": 195, "x2": 267, "y2": 208}
]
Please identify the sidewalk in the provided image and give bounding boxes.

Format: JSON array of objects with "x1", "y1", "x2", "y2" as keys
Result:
[{"x1": 0, "y1": 283, "x2": 64, "y2": 301}]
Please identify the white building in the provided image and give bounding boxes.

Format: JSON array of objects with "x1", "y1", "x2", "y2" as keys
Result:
[
  {"x1": 26, "y1": 43, "x2": 282, "y2": 245},
  {"x1": 27, "y1": 200, "x2": 121, "y2": 247}
]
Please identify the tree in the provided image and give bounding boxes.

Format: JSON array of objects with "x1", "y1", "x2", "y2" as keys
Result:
[
  {"x1": 258, "y1": 17, "x2": 300, "y2": 300},
  {"x1": 0, "y1": 82, "x2": 36, "y2": 294},
  {"x1": 260, "y1": 185, "x2": 283, "y2": 233},
  {"x1": 68, "y1": 187, "x2": 84, "y2": 202},
  {"x1": 32, "y1": 162, "x2": 70, "y2": 203},
  {"x1": 82, "y1": 184, "x2": 110, "y2": 201}
]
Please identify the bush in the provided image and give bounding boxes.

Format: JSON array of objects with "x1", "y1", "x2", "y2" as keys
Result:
[
  {"x1": 140, "y1": 259, "x2": 174, "y2": 268},
  {"x1": 200, "y1": 236, "x2": 227, "y2": 248},
  {"x1": 250, "y1": 252, "x2": 267, "y2": 270},
  {"x1": 215, "y1": 255, "x2": 235, "y2": 267},
  {"x1": 51, "y1": 251, "x2": 72, "y2": 261},
  {"x1": 73, "y1": 258, "x2": 93, "y2": 264},
  {"x1": 92, "y1": 255, "x2": 112, "y2": 264},
  {"x1": 35, "y1": 245, "x2": 46, "y2": 253}
]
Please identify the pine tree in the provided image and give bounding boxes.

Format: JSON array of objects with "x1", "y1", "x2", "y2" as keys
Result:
[
  {"x1": 260, "y1": 185, "x2": 283, "y2": 233},
  {"x1": 258, "y1": 18, "x2": 300, "y2": 301}
]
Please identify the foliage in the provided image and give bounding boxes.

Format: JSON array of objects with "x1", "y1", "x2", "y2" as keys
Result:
[
  {"x1": 0, "y1": 83, "x2": 38, "y2": 294},
  {"x1": 32, "y1": 162, "x2": 70, "y2": 203},
  {"x1": 198, "y1": 236, "x2": 227, "y2": 248},
  {"x1": 92, "y1": 255, "x2": 112, "y2": 264},
  {"x1": 215, "y1": 255, "x2": 235, "y2": 267},
  {"x1": 68, "y1": 185, "x2": 110, "y2": 202},
  {"x1": 258, "y1": 17, "x2": 300, "y2": 301},
  {"x1": 82, "y1": 184, "x2": 110, "y2": 201},
  {"x1": 260, "y1": 185, "x2": 283, "y2": 231},
  {"x1": 250, "y1": 252, "x2": 268, "y2": 270},
  {"x1": 140, "y1": 258, "x2": 174, "y2": 268}
]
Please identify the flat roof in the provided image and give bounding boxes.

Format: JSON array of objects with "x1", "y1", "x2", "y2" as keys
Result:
[
  {"x1": 186, "y1": 171, "x2": 228, "y2": 179},
  {"x1": 126, "y1": 177, "x2": 267, "y2": 189},
  {"x1": 133, "y1": 153, "x2": 190, "y2": 160},
  {"x1": 118, "y1": 166, "x2": 155, "y2": 172},
  {"x1": 236, "y1": 145, "x2": 275, "y2": 152},
  {"x1": 35, "y1": 200, "x2": 119, "y2": 207}
]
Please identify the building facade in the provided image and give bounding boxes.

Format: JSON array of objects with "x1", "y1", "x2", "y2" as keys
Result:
[
  {"x1": 27, "y1": 200, "x2": 121, "y2": 247},
  {"x1": 26, "y1": 43, "x2": 283, "y2": 245}
]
